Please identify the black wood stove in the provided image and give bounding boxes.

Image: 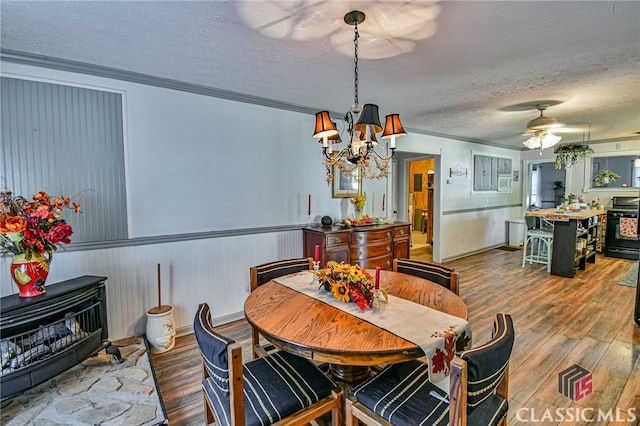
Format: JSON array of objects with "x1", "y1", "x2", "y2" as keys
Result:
[{"x1": 0, "y1": 275, "x2": 122, "y2": 401}]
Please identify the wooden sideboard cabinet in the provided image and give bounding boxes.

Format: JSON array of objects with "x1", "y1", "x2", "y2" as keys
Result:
[{"x1": 303, "y1": 222, "x2": 411, "y2": 270}]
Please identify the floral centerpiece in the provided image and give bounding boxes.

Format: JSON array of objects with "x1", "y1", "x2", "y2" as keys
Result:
[
  {"x1": 1, "y1": 190, "x2": 80, "y2": 259},
  {"x1": 0, "y1": 189, "x2": 80, "y2": 297},
  {"x1": 312, "y1": 261, "x2": 387, "y2": 310}
]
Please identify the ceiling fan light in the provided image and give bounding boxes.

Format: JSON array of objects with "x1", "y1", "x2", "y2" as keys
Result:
[
  {"x1": 541, "y1": 133, "x2": 561, "y2": 148},
  {"x1": 523, "y1": 135, "x2": 541, "y2": 149}
]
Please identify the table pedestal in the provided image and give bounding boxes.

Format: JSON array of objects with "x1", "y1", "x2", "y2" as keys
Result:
[{"x1": 329, "y1": 364, "x2": 371, "y2": 385}]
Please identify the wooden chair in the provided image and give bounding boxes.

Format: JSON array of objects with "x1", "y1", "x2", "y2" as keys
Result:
[
  {"x1": 194, "y1": 303, "x2": 343, "y2": 426},
  {"x1": 346, "y1": 313, "x2": 514, "y2": 426},
  {"x1": 249, "y1": 257, "x2": 313, "y2": 358},
  {"x1": 393, "y1": 258, "x2": 459, "y2": 295}
]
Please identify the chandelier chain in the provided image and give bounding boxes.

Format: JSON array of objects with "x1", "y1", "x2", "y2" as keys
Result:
[{"x1": 353, "y1": 22, "x2": 359, "y2": 106}]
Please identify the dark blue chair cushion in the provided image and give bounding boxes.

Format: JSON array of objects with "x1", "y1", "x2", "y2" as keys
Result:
[
  {"x1": 467, "y1": 393, "x2": 509, "y2": 426},
  {"x1": 460, "y1": 313, "x2": 514, "y2": 413},
  {"x1": 350, "y1": 360, "x2": 450, "y2": 426},
  {"x1": 195, "y1": 303, "x2": 337, "y2": 426},
  {"x1": 350, "y1": 313, "x2": 514, "y2": 426},
  {"x1": 253, "y1": 258, "x2": 311, "y2": 286}
]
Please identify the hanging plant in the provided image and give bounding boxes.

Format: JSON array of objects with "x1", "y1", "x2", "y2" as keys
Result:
[
  {"x1": 594, "y1": 169, "x2": 620, "y2": 187},
  {"x1": 554, "y1": 143, "x2": 595, "y2": 169}
]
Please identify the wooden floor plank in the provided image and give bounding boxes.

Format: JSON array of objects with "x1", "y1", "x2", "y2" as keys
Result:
[{"x1": 152, "y1": 249, "x2": 640, "y2": 426}]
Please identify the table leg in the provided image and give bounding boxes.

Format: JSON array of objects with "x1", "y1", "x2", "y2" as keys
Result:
[{"x1": 329, "y1": 364, "x2": 371, "y2": 386}]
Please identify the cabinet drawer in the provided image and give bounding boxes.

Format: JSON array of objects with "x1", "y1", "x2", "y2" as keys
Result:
[
  {"x1": 393, "y1": 225, "x2": 410, "y2": 239},
  {"x1": 350, "y1": 241, "x2": 393, "y2": 260},
  {"x1": 354, "y1": 255, "x2": 393, "y2": 270},
  {"x1": 350, "y1": 229, "x2": 393, "y2": 244},
  {"x1": 326, "y1": 234, "x2": 348, "y2": 247}
]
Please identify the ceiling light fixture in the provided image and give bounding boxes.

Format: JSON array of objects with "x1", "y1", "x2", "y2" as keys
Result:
[
  {"x1": 522, "y1": 103, "x2": 562, "y2": 154},
  {"x1": 312, "y1": 10, "x2": 407, "y2": 184}
]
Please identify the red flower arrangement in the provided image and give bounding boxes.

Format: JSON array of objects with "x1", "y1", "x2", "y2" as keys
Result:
[
  {"x1": 0, "y1": 189, "x2": 81, "y2": 260},
  {"x1": 312, "y1": 261, "x2": 387, "y2": 310}
]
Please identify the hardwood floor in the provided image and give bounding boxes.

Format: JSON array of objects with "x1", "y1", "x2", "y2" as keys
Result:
[{"x1": 151, "y1": 248, "x2": 639, "y2": 425}]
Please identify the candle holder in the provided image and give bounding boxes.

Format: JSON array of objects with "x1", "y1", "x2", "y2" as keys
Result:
[
  {"x1": 313, "y1": 260, "x2": 320, "y2": 272},
  {"x1": 373, "y1": 289, "x2": 381, "y2": 310}
]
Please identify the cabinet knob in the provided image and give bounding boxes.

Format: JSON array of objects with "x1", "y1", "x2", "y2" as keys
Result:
[
  {"x1": 386, "y1": 246, "x2": 391, "y2": 252},
  {"x1": 357, "y1": 250, "x2": 363, "y2": 257},
  {"x1": 399, "y1": 229, "x2": 405, "y2": 235},
  {"x1": 386, "y1": 260, "x2": 391, "y2": 266},
  {"x1": 358, "y1": 235, "x2": 363, "y2": 241},
  {"x1": 387, "y1": 232, "x2": 391, "y2": 238}
]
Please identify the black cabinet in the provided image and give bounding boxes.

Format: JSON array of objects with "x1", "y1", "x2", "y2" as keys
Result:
[{"x1": 551, "y1": 216, "x2": 599, "y2": 278}]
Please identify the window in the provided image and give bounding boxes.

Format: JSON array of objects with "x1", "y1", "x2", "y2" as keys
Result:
[
  {"x1": 473, "y1": 154, "x2": 512, "y2": 191},
  {"x1": 589, "y1": 155, "x2": 640, "y2": 189}
]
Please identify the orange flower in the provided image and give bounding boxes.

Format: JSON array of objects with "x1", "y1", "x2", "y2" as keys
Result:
[
  {"x1": 73, "y1": 203, "x2": 81, "y2": 213},
  {"x1": 0, "y1": 216, "x2": 27, "y2": 233}
]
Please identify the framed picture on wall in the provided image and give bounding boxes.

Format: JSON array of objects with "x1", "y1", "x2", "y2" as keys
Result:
[{"x1": 332, "y1": 161, "x2": 359, "y2": 198}]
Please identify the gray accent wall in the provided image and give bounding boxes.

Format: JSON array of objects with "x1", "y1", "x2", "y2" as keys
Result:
[{"x1": 1, "y1": 77, "x2": 128, "y2": 244}]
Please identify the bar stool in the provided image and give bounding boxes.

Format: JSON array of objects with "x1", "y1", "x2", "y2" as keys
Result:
[{"x1": 522, "y1": 217, "x2": 554, "y2": 272}]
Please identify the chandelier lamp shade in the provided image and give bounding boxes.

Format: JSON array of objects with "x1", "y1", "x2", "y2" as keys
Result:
[{"x1": 312, "y1": 10, "x2": 407, "y2": 184}]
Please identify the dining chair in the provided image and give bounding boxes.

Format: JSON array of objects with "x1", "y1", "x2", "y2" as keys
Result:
[
  {"x1": 346, "y1": 313, "x2": 514, "y2": 426},
  {"x1": 249, "y1": 257, "x2": 313, "y2": 358},
  {"x1": 392, "y1": 258, "x2": 459, "y2": 295},
  {"x1": 194, "y1": 303, "x2": 343, "y2": 426}
]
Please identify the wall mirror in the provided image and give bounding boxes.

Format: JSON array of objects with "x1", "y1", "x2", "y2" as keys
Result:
[{"x1": 587, "y1": 154, "x2": 640, "y2": 189}]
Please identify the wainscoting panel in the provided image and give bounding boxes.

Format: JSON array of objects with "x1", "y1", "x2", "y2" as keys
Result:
[{"x1": 0, "y1": 230, "x2": 303, "y2": 340}]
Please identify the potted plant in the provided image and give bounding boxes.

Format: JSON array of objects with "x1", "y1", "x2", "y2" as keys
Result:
[
  {"x1": 594, "y1": 169, "x2": 620, "y2": 187},
  {"x1": 554, "y1": 143, "x2": 595, "y2": 169}
]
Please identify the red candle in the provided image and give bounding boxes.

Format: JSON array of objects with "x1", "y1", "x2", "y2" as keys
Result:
[
  {"x1": 308, "y1": 194, "x2": 311, "y2": 216},
  {"x1": 375, "y1": 266, "x2": 381, "y2": 289},
  {"x1": 315, "y1": 244, "x2": 320, "y2": 262},
  {"x1": 382, "y1": 193, "x2": 386, "y2": 211}
]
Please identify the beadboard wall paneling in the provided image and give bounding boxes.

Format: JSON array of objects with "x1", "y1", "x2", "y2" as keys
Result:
[
  {"x1": 0, "y1": 77, "x2": 128, "y2": 243},
  {"x1": 0, "y1": 230, "x2": 303, "y2": 340}
]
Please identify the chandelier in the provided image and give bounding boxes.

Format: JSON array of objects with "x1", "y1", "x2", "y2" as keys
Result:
[{"x1": 312, "y1": 10, "x2": 407, "y2": 184}]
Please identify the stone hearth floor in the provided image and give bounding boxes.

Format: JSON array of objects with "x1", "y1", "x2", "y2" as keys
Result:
[{"x1": 1, "y1": 336, "x2": 167, "y2": 426}]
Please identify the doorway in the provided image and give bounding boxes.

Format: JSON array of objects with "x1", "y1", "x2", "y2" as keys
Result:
[
  {"x1": 407, "y1": 157, "x2": 436, "y2": 261},
  {"x1": 526, "y1": 161, "x2": 565, "y2": 209}
]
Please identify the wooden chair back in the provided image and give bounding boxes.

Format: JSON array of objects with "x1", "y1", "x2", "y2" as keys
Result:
[
  {"x1": 249, "y1": 257, "x2": 313, "y2": 357},
  {"x1": 393, "y1": 258, "x2": 459, "y2": 294},
  {"x1": 194, "y1": 303, "x2": 343, "y2": 426},
  {"x1": 450, "y1": 313, "x2": 514, "y2": 425}
]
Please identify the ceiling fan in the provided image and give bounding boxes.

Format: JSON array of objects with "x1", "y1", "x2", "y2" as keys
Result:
[{"x1": 522, "y1": 103, "x2": 562, "y2": 152}]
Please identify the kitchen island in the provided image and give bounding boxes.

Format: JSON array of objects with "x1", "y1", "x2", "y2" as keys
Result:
[{"x1": 525, "y1": 208, "x2": 605, "y2": 278}]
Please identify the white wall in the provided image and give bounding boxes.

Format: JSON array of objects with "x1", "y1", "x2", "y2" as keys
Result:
[
  {"x1": 397, "y1": 134, "x2": 522, "y2": 261},
  {"x1": 1, "y1": 60, "x2": 526, "y2": 338},
  {"x1": 521, "y1": 140, "x2": 640, "y2": 208}
]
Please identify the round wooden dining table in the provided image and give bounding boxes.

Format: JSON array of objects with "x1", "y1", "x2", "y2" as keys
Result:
[{"x1": 244, "y1": 269, "x2": 467, "y2": 383}]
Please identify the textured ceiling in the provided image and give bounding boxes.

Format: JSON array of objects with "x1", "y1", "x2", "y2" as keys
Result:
[{"x1": 1, "y1": 0, "x2": 639, "y2": 150}]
